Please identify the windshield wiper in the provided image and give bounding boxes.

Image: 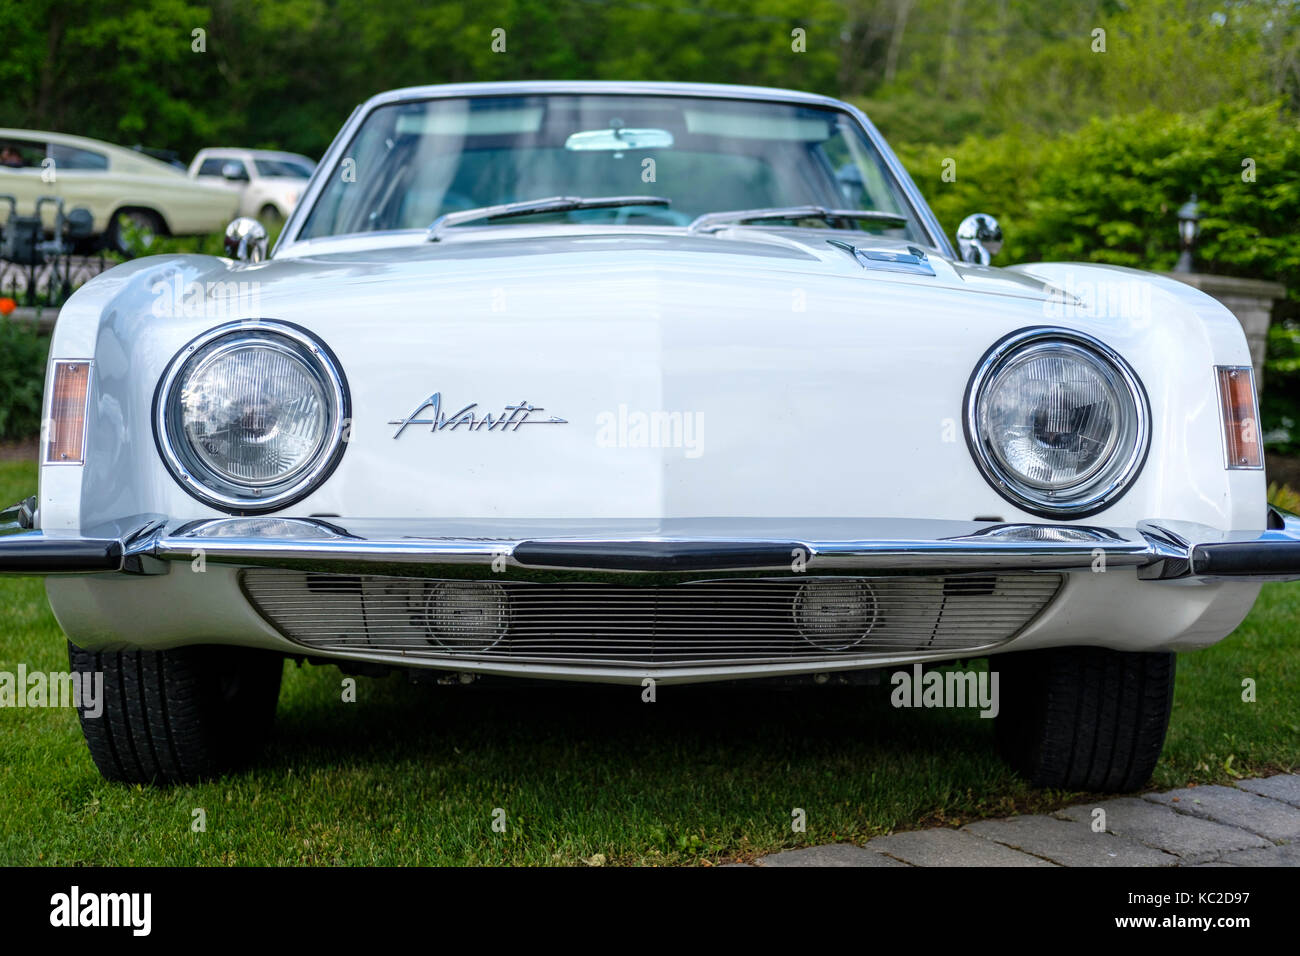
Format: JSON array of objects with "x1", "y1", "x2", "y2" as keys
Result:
[
  {"x1": 687, "y1": 205, "x2": 908, "y2": 234},
  {"x1": 427, "y1": 195, "x2": 671, "y2": 241}
]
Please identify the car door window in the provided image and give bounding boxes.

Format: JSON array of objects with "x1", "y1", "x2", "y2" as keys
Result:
[
  {"x1": 49, "y1": 144, "x2": 108, "y2": 171},
  {"x1": 0, "y1": 138, "x2": 48, "y2": 169},
  {"x1": 197, "y1": 157, "x2": 229, "y2": 176}
]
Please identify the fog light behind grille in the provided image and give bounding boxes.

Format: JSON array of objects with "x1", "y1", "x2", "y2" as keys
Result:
[
  {"x1": 418, "y1": 582, "x2": 509, "y2": 652},
  {"x1": 793, "y1": 580, "x2": 877, "y2": 651}
]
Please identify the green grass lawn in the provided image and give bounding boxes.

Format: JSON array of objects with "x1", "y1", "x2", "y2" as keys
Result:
[{"x1": 0, "y1": 458, "x2": 1296, "y2": 865}]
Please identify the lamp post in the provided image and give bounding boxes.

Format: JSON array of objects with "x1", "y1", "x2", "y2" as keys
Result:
[{"x1": 1175, "y1": 194, "x2": 1200, "y2": 273}]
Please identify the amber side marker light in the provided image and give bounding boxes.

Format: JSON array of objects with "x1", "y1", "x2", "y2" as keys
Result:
[
  {"x1": 1216, "y1": 365, "x2": 1263, "y2": 470},
  {"x1": 45, "y1": 361, "x2": 92, "y2": 465}
]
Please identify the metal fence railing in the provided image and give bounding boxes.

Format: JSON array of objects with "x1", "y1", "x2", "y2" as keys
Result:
[
  {"x1": 1, "y1": 194, "x2": 112, "y2": 313},
  {"x1": 0, "y1": 253, "x2": 112, "y2": 310}
]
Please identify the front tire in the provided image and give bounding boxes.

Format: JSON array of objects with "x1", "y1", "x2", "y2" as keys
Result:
[
  {"x1": 995, "y1": 646, "x2": 1175, "y2": 792},
  {"x1": 69, "y1": 642, "x2": 283, "y2": 784}
]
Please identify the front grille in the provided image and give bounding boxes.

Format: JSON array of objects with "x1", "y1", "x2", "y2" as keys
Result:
[{"x1": 242, "y1": 571, "x2": 1062, "y2": 668}]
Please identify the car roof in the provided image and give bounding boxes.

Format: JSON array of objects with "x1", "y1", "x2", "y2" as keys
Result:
[{"x1": 360, "y1": 80, "x2": 852, "y2": 112}]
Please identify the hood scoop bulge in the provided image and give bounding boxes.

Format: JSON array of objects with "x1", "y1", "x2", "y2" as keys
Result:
[{"x1": 827, "y1": 238, "x2": 936, "y2": 276}]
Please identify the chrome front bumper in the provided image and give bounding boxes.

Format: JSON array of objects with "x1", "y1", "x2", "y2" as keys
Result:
[{"x1": 3, "y1": 502, "x2": 1299, "y2": 583}]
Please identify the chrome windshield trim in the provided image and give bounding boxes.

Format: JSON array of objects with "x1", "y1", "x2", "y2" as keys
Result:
[{"x1": 276, "y1": 81, "x2": 954, "y2": 258}]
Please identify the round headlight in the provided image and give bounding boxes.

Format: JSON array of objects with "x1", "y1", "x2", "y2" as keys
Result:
[
  {"x1": 156, "y1": 322, "x2": 348, "y2": 511},
  {"x1": 966, "y1": 329, "x2": 1148, "y2": 517}
]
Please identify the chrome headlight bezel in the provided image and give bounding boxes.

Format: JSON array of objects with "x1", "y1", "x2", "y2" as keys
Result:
[
  {"x1": 154, "y1": 320, "x2": 349, "y2": 513},
  {"x1": 964, "y1": 327, "x2": 1150, "y2": 519}
]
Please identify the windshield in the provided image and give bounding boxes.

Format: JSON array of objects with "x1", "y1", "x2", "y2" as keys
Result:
[{"x1": 298, "y1": 94, "x2": 924, "y2": 242}]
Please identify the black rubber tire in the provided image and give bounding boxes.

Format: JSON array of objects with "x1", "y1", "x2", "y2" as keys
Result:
[
  {"x1": 994, "y1": 646, "x2": 1176, "y2": 793},
  {"x1": 68, "y1": 642, "x2": 283, "y2": 785},
  {"x1": 104, "y1": 207, "x2": 163, "y2": 257}
]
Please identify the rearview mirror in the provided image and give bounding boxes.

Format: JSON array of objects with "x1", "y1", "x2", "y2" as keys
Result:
[
  {"x1": 221, "y1": 162, "x2": 249, "y2": 182},
  {"x1": 565, "y1": 128, "x2": 674, "y2": 151}
]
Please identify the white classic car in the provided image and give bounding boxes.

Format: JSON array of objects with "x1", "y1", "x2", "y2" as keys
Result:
[
  {"x1": 2, "y1": 82, "x2": 1297, "y2": 790},
  {"x1": 188, "y1": 148, "x2": 317, "y2": 225},
  {"x1": 0, "y1": 129, "x2": 239, "y2": 254}
]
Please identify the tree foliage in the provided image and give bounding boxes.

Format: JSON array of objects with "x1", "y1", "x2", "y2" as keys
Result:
[
  {"x1": 899, "y1": 102, "x2": 1300, "y2": 279},
  {"x1": 2, "y1": 0, "x2": 1297, "y2": 161}
]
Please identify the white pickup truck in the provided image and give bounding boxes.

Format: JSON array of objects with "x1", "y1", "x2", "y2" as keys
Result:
[{"x1": 188, "y1": 148, "x2": 316, "y2": 226}]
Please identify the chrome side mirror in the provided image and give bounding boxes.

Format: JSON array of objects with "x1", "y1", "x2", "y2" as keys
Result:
[
  {"x1": 221, "y1": 161, "x2": 248, "y2": 182},
  {"x1": 956, "y1": 213, "x2": 1003, "y2": 265},
  {"x1": 224, "y1": 217, "x2": 267, "y2": 262}
]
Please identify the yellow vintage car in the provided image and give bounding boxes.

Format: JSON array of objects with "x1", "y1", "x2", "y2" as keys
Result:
[{"x1": 0, "y1": 128, "x2": 239, "y2": 254}]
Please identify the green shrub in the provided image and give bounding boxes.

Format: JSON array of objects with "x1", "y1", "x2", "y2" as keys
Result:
[
  {"x1": 0, "y1": 318, "x2": 50, "y2": 440},
  {"x1": 1268, "y1": 482, "x2": 1300, "y2": 514},
  {"x1": 899, "y1": 102, "x2": 1300, "y2": 278}
]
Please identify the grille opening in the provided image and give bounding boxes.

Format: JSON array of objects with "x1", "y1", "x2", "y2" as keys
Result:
[
  {"x1": 305, "y1": 574, "x2": 363, "y2": 596},
  {"x1": 242, "y1": 571, "x2": 1062, "y2": 668},
  {"x1": 943, "y1": 575, "x2": 997, "y2": 597}
]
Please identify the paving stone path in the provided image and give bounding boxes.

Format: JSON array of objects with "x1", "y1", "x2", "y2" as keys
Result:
[{"x1": 738, "y1": 774, "x2": 1300, "y2": 867}]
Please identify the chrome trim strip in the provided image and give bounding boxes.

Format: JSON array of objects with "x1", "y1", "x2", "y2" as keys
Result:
[
  {"x1": 146, "y1": 516, "x2": 1156, "y2": 579},
  {"x1": 6, "y1": 512, "x2": 1300, "y2": 582},
  {"x1": 288, "y1": 643, "x2": 1017, "y2": 685}
]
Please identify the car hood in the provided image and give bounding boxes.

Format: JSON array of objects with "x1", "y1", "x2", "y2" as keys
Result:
[{"x1": 260, "y1": 225, "x2": 1058, "y2": 305}]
